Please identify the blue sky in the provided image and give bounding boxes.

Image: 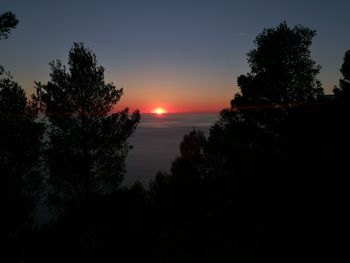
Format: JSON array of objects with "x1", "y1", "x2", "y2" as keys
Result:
[{"x1": 1, "y1": 0, "x2": 350, "y2": 112}]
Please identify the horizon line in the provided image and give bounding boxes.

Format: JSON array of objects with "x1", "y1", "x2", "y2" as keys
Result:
[{"x1": 140, "y1": 110, "x2": 220, "y2": 114}]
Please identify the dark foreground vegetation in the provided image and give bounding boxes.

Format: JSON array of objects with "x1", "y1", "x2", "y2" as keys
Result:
[{"x1": 1, "y1": 12, "x2": 349, "y2": 262}]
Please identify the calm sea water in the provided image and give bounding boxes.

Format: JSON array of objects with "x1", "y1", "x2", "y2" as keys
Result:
[{"x1": 124, "y1": 112, "x2": 219, "y2": 186}]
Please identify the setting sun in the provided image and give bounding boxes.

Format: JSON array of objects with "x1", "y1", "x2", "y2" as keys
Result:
[{"x1": 153, "y1": 107, "x2": 167, "y2": 115}]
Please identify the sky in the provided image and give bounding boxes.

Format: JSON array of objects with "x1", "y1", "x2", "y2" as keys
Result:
[{"x1": 1, "y1": 0, "x2": 350, "y2": 113}]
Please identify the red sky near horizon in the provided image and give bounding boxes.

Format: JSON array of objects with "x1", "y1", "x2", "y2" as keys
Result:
[
  {"x1": 113, "y1": 86, "x2": 233, "y2": 113},
  {"x1": 114, "y1": 90, "x2": 231, "y2": 113},
  {"x1": 108, "y1": 66, "x2": 234, "y2": 114}
]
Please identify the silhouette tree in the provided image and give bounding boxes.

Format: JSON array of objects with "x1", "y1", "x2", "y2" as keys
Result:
[
  {"x1": 208, "y1": 22, "x2": 324, "y2": 176},
  {"x1": 0, "y1": 73, "x2": 44, "y2": 259},
  {"x1": 234, "y1": 21, "x2": 323, "y2": 107},
  {"x1": 149, "y1": 129, "x2": 207, "y2": 262},
  {"x1": 0, "y1": 12, "x2": 43, "y2": 260},
  {"x1": 0, "y1": 11, "x2": 19, "y2": 74},
  {"x1": 0, "y1": 11, "x2": 18, "y2": 40},
  {"x1": 334, "y1": 50, "x2": 350, "y2": 101},
  {"x1": 201, "y1": 22, "x2": 332, "y2": 262},
  {"x1": 150, "y1": 129, "x2": 207, "y2": 202},
  {"x1": 179, "y1": 129, "x2": 206, "y2": 161},
  {"x1": 35, "y1": 43, "x2": 140, "y2": 210}
]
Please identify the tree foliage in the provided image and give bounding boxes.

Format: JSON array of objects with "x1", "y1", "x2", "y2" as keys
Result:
[
  {"x1": 0, "y1": 73, "x2": 43, "y2": 253},
  {"x1": 208, "y1": 22, "x2": 324, "y2": 178},
  {"x1": 0, "y1": 11, "x2": 19, "y2": 74},
  {"x1": 35, "y1": 43, "x2": 140, "y2": 207},
  {"x1": 334, "y1": 50, "x2": 350, "y2": 101},
  {"x1": 0, "y1": 11, "x2": 18, "y2": 40},
  {"x1": 234, "y1": 21, "x2": 323, "y2": 107}
]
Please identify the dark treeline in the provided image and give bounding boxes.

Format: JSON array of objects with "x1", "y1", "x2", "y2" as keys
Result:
[{"x1": 1, "y1": 13, "x2": 349, "y2": 262}]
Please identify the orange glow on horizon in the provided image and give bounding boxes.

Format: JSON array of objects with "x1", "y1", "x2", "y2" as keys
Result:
[
  {"x1": 112, "y1": 102, "x2": 226, "y2": 114},
  {"x1": 107, "y1": 64, "x2": 237, "y2": 114},
  {"x1": 152, "y1": 107, "x2": 167, "y2": 115}
]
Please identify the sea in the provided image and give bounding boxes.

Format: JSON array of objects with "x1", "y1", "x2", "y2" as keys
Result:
[{"x1": 123, "y1": 112, "x2": 219, "y2": 186}]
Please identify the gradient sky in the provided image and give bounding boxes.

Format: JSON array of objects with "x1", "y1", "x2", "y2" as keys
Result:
[{"x1": 1, "y1": 0, "x2": 350, "y2": 113}]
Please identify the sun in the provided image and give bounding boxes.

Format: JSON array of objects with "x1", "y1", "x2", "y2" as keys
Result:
[{"x1": 153, "y1": 107, "x2": 166, "y2": 115}]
